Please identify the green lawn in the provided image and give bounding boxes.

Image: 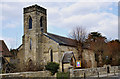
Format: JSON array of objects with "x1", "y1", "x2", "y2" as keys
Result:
[{"x1": 57, "y1": 72, "x2": 70, "y2": 79}]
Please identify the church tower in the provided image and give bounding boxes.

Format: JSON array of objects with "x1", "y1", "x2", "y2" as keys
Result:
[{"x1": 23, "y1": 4, "x2": 47, "y2": 70}]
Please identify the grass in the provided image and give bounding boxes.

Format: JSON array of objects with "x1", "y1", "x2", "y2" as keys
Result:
[{"x1": 57, "y1": 72, "x2": 70, "y2": 79}]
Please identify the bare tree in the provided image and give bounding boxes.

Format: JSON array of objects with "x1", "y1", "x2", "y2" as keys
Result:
[{"x1": 69, "y1": 26, "x2": 87, "y2": 60}]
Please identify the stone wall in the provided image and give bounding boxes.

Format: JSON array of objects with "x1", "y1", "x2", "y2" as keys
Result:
[
  {"x1": 1, "y1": 66, "x2": 119, "y2": 78},
  {"x1": 16, "y1": 46, "x2": 24, "y2": 71},
  {"x1": 15, "y1": 34, "x2": 97, "y2": 72},
  {"x1": 42, "y1": 35, "x2": 60, "y2": 64},
  {"x1": 42, "y1": 35, "x2": 78, "y2": 72},
  {"x1": 15, "y1": 34, "x2": 78, "y2": 72},
  {"x1": 0, "y1": 71, "x2": 52, "y2": 78},
  {"x1": 82, "y1": 49, "x2": 97, "y2": 68},
  {"x1": 10, "y1": 46, "x2": 25, "y2": 72},
  {"x1": 70, "y1": 66, "x2": 120, "y2": 77}
]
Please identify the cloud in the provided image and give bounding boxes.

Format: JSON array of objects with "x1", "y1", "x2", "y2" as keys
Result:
[
  {"x1": 3, "y1": 22, "x2": 19, "y2": 28},
  {"x1": 0, "y1": 2, "x2": 118, "y2": 49},
  {"x1": 60, "y1": 2, "x2": 113, "y2": 17},
  {"x1": 89, "y1": 14, "x2": 118, "y2": 39},
  {"x1": 47, "y1": 2, "x2": 118, "y2": 39},
  {"x1": 0, "y1": 36, "x2": 17, "y2": 49},
  {"x1": 2, "y1": 3, "x2": 22, "y2": 20},
  {"x1": 62, "y1": 12, "x2": 117, "y2": 39}
]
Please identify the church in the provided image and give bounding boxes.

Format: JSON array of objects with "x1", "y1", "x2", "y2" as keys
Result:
[{"x1": 14, "y1": 4, "x2": 97, "y2": 72}]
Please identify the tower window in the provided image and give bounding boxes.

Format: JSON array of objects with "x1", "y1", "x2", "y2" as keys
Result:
[
  {"x1": 30, "y1": 38, "x2": 32, "y2": 50},
  {"x1": 40, "y1": 16, "x2": 43, "y2": 27},
  {"x1": 29, "y1": 16, "x2": 32, "y2": 29}
]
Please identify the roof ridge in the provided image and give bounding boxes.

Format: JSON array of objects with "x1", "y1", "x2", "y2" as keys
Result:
[{"x1": 47, "y1": 32, "x2": 74, "y2": 40}]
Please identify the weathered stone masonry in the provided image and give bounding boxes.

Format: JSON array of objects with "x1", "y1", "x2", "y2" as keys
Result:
[{"x1": 15, "y1": 4, "x2": 97, "y2": 72}]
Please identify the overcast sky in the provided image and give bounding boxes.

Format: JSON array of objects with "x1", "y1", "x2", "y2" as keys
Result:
[{"x1": 0, "y1": 2, "x2": 118, "y2": 49}]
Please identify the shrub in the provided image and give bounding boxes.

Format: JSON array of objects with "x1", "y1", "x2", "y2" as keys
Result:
[
  {"x1": 118, "y1": 58, "x2": 120, "y2": 65},
  {"x1": 45, "y1": 62, "x2": 59, "y2": 75}
]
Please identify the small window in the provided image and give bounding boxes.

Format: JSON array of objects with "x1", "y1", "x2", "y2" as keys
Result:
[
  {"x1": 29, "y1": 16, "x2": 32, "y2": 29},
  {"x1": 30, "y1": 38, "x2": 32, "y2": 50},
  {"x1": 50, "y1": 49, "x2": 53, "y2": 62}
]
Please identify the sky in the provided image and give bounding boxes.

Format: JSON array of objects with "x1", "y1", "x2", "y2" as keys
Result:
[{"x1": 0, "y1": 1, "x2": 119, "y2": 49}]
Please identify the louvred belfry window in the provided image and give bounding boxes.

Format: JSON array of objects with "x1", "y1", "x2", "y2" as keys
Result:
[
  {"x1": 40, "y1": 16, "x2": 43, "y2": 27},
  {"x1": 29, "y1": 17, "x2": 32, "y2": 29}
]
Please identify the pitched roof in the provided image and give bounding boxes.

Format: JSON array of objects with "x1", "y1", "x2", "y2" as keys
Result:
[
  {"x1": 0, "y1": 40, "x2": 12, "y2": 57},
  {"x1": 62, "y1": 51, "x2": 76, "y2": 63},
  {"x1": 44, "y1": 33, "x2": 76, "y2": 47}
]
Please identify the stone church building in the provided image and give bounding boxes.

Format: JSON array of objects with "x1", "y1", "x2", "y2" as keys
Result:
[{"x1": 15, "y1": 4, "x2": 97, "y2": 72}]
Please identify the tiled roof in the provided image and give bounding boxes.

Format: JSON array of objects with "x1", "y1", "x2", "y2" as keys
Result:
[
  {"x1": 0, "y1": 40, "x2": 12, "y2": 57},
  {"x1": 44, "y1": 33, "x2": 76, "y2": 47}
]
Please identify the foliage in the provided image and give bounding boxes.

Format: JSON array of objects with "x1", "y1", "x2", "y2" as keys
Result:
[
  {"x1": 45, "y1": 62, "x2": 59, "y2": 75},
  {"x1": 104, "y1": 57, "x2": 112, "y2": 65},
  {"x1": 106, "y1": 40, "x2": 120, "y2": 66},
  {"x1": 69, "y1": 30, "x2": 120, "y2": 66},
  {"x1": 89, "y1": 32, "x2": 102, "y2": 38},
  {"x1": 87, "y1": 32, "x2": 106, "y2": 52},
  {"x1": 57, "y1": 72, "x2": 70, "y2": 79},
  {"x1": 86, "y1": 32, "x2": 107, "y2": 66},
  {"x1": 118, "y1": 58, "x2": 120, "y2": 65}
]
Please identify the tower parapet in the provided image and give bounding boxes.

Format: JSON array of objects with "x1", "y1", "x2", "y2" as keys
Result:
[{"x1": 24, "y1": 4, "x2": 46, "y2": 15}]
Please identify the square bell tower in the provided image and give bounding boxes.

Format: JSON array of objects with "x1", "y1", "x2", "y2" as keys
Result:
[{"x1": 23, "y1": 4, "x2": 47, "y2": 70}]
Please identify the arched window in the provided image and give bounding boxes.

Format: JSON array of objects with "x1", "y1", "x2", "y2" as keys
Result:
[
  {"x1": 29, "y1": 16, "x2": 32, "y2": 29},
  {"x1": 40, "y1": 16, "x2": 43, "y2": 27},
  {"x1": 30, "y1": 38, "x2": 32, "y2": 50},
  {"x1": 28, "y1": 59, "x2": 33, "y2": 71},
  {"x1": 50, "y1": 49, "x2": 53, "y2": 62}
]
